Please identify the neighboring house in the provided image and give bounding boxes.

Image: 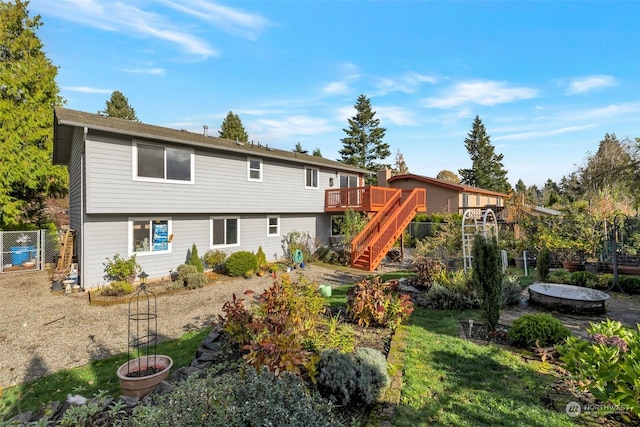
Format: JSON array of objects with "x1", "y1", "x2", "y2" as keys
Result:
[
  {"x1": 377, "y1": 169, "x2": 510, "y2": 220},
  {"x1": 53, "y1": 107, "x2": 367, "y2": 289}
]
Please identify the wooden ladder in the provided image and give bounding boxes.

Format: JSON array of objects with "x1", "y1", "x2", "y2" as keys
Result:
[{"x1": 57, "y1": 229, "x2": 75, "y2": 271}]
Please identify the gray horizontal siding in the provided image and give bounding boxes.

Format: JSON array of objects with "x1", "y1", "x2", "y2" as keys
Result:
[
  {"x1": 79, "y1": 213, "x2": 334, "y2": 289},
  {"x1": 85, "y1": 131, "x2": 344, "y2": 214}
]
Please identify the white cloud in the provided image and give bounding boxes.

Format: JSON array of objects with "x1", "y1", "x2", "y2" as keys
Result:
[
  {"x1": 251, "y1": 115, "x2": 335, "y2": 142},
  {"x1": 62, "y1": 86, "x2": 112, "y2": 94},
  {"x1": 122, "y1": 68, "x2": 166, "y2": 75},
  {"x1": 161, "y1": 0, "x2": 271, "y2": 40},
  {"x1": 567, "y1": 75, "x2": 617, "y2": 94},
  {"x1": 376, "y1": 106, "x2": 415, "y2": 126},
  {"x1": 494, "y1": 124, "x2": 595, "y2": 141},
  {"x1": 31, "y1": 0, "x2": 218, "y2": 57},
  {"x1": 375, "y1": 72, "x2": 438, "y2": 95},
  {"x1": 323, "y1": 81, "x2": 349, "y2": 95},
  {"x1": 423, "y1": 80, "x2": 538, "y2": 108}
]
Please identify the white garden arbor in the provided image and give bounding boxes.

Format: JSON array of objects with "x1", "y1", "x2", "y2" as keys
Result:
[{"x1": 461, "y1": 209, "x2": 498, "y2": 272}]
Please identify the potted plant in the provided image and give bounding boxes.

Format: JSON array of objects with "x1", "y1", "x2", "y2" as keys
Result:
[{"x1": 116, "y1": 272, "x2": 173, "y2": 399}]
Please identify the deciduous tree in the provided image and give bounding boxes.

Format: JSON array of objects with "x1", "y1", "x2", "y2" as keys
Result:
[
  {"x1": 219, "y1": 111, "x2": 249, "y2": 143},
  {"x1": 339, "y1": 94, "x2": 390, "y2": 184},
  {"x1": 458, "y1": 116, "x2": 511, "y2": 194},
  {"x1": 0, "y1": 0, "x2": 67, "y2": 227},
  {"x1": 100, "y1": 90, "x2": 139, "y2": 121},
  {"x1": 436, "y1": 170, "x2": 460, "y2": 183}
]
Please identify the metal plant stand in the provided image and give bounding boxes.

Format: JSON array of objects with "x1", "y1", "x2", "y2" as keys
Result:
[{"x1": 117, "y1": 273, "x2": 173, "y2": 398}]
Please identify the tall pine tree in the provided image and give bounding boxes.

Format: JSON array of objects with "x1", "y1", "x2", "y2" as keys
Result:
[
  {"x1": 100, "y1": 90, "x2": 139, "y2": 121},
  {"x1": 458, "y1": 116, "x2": 511, "y2": 194},
  {"x1": 339, "y1": 94, "x2": 390, "y2": 184},
  {"x1": 0, "y1": 0, "x2": 67, "y2": 227},
  {"x1": 219, "y1": 111, "x2": 249, "y2": 143}
]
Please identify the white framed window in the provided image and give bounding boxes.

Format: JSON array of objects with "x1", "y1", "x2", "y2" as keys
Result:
[
  {"x1": 133, "y1": 141, "x2": 194, "y2": 183},
  {"x1": 247, "y1": 157, "x2": 263, "y2": 182},
  {"x1": 267, "y1": 216, "x2": 280, "y2": 237},
  {"x1": 305, "y1": 167, "x2": 319, "y2": 189},
  {"x1": 210, "y1": 217, "x2": 240, "y2": 247},
  {"x1": 129, "y1": 217, "x2": 172, "y2": 255}
]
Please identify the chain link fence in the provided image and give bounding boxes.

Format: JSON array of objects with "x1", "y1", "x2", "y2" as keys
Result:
[{"x1": 0, "y1": 230, "x2": 58, "y2": 273}]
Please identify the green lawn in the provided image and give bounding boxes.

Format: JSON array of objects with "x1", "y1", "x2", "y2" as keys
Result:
[{"x1": 391, "y1": 308, "x2": 578, "y2": 427}]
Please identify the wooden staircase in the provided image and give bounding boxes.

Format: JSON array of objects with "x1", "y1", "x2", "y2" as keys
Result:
[{"x1": 350, "y1": 188, "x2": 426, "y2": 271}]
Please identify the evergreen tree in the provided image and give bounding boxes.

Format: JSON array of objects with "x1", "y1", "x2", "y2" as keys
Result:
[
  {"x1": 100, "y1": 90, "x2": 139, "y2": 121},
  {"x1": 579, "y1": 133, "x2": 632, "y2": 196},
  {"x1": 472, "y1": 234, "x2": 503, "y2": 332},
  {"x1": 218, "y1": 111, "x2": 249, "y2": 143},
  {"x1": 391, "y1": 149, "x2": 409, "y2": 176},
  {"x1": 293, "y1": 142, "x2": 307, "y2": 153},
  {"x1": 339, "y1": 94, "x2": 390, "y2": 184},
  {"x1": 436, "y1": 170, "x2": 460, "y2": 183},
  {"x1": 0, "y1": 0, "x2": 67, "y2": 227},
  {"x1": 458, "y1": 116, "x2": 511, "y2": 194},
  {"x1": 312, "y1": 148, "x2": 322, "y2": 157}
]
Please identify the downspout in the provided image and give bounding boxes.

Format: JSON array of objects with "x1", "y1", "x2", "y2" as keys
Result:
[{"x1": 80, "y1": 127, "x2": 87, "y2": 290}]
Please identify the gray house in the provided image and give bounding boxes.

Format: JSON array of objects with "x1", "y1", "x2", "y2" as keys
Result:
[{"x1": 53, "y1": 107, "x2": 367, "y2": 289}]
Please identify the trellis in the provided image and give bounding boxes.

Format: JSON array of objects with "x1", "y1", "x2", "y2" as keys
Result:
[{"x1": 461, "y1": 209, "x2": 498, "y2": 272}]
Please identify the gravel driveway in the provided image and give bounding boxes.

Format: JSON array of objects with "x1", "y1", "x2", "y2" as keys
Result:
[{"x1": 0, "y1": 265, "x2": 372, "y2": 389}]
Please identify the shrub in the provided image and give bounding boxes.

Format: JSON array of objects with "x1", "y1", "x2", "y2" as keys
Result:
[
  {"x1": 548, "y1": 268, "x2": 571, "y2": 284},
  {"x1": 188, "y1": 243, "x2": 204, "y2": 273},
  {"x1": 225, "y1": 251, "x2": 258, "y2": 277},
  {"x1": 175, "y1": 263, "x2": 197, "y2": 286},
  {"x1": 219, "y1": 275, "x2": 327, "y2": 381},
  {"x1": 315, "y1": 313, "x2": 356, "y2": 354},
  {"x1": 619, "y1": 275, "x2": 640, "y2": 294},
  {"x1": 102, "y1": 253, "x2": 141, "y2": 283},
  {"x1": 185, "y1": 272, "x2": 207, "y2": 289},
  {"x1": 128, "y1": 366, "x2": 339, "y2": 427},
  {"x1": 568, "y1": 270, "x2": 598, "y2": 288},
  {"x1": 596, "y1": 273, "x2": 613, "y2": 289},
  {"x1": 317, "y1": 347, "x2": 389, "y2": 407},
  {"x1": 203, "y1": 249, "x2": 227, "y2": 272},
  {"x1": 346, "y1": 277, "x2": 413, "y2": 329},
  {"x1": 282, "y1": 230, "x2": 315, "y2": 263},
  {"x1": 315, "y1": 245, "x2": 338, "y2": 264},
  {"x1": 500, "y1": 275, "x2": 522, "y2": 307},
  {"x1": 536, "y1": 247, "x2": 551, "y2": 281},
  {"x1": 508, "y1": 313, "x2": 571, "y2": 348},
  {"x1": 411, "y1": 255, "x2": 445, "y2": 290},
  {"x1": 256, "y1": 246, "x2": 267, "y2": 270},
  {"x1": 559, "y1": 319, "x2": 640, "y2": 416},
  {"x1": 97, "y1": 280, "x2": 134, "y2": 296},
  {"x1": 472, "y1": 234, "x2": 503, "y2": 331},
  {"x1": 422, "y1": 284, "x2": 480, "y2": 310}
]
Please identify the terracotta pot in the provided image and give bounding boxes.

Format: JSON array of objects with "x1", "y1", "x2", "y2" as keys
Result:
[
  {"x1": 561, "y1": 261, "x2": 585, "y2": 272},
  {"x1": 117, "y1": 355, "x2": 173, "y2": 399}
]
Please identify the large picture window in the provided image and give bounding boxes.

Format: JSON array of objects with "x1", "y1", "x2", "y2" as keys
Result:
[
  {"x1": 135, "y1": 142, "x2": 193, "y2": 182},
  {"x1": 248, "y1": 158, "x2": 262, "y2": 182},
  {"x1": 305, "y1": 167, "x2": 319, "y2": 189},
  {"x1": 130, "y1": 218, "x2": 172, "y2": 254},
  {"x1": 211, "y1": 217, "x2": 239, "y2": 247}
]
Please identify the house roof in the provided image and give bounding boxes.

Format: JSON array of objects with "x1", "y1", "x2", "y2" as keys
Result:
[
  {"x1": 53, "y1": 107, "x2": 368, "y2": 174},
  {"x1": 387, "y1": 173, "x2": 510, "y2": 198}
]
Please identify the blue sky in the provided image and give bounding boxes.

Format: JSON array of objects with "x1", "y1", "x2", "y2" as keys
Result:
[{"x1": 30, "y1": 0, "x2": 640, "y2": 187}]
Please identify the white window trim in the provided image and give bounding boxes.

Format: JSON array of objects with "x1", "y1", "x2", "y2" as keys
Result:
[
  {"x1": 267, "y1": 216, "x2": 280, "y2": 237},
  {"x1": 128, "y1": 217, "x2": 172, "y2": 256},
  {"x1": 132, "y1": 140, "x2": 194, "y2": 184},
  {"x1": 210, "y1": 216, "x2": 241, "y2": 248},
  {"x1": 305, "y1": 167, "x2": 319, "y2": 189},
  {"x1": 247, "y1": 157, "x2": 263, "y2": 182}
]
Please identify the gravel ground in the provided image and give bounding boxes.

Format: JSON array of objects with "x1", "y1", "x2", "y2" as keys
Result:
[{"x1": 0, "y1": 263, "x2": 386, "y2": 390}]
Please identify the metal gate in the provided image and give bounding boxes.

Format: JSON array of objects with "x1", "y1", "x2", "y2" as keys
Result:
[{"x1": 0, "y1": 230, "x2": 55, "y2": 273}]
